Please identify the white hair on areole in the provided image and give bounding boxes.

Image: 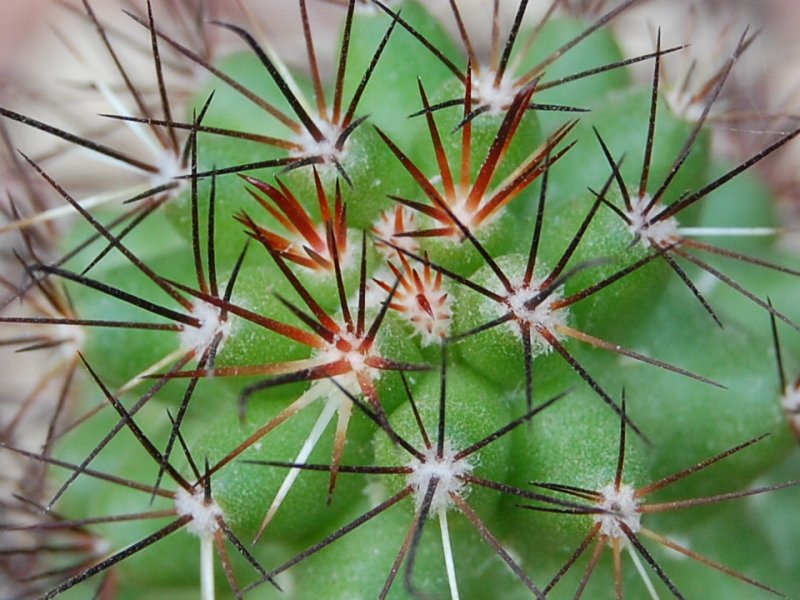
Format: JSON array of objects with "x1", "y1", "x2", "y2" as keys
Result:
[
  {"x1": 407, "y1": 440, "x2": 473, "y2": 514},
  {"x1": 175, "y1": 487, "x2": 224, "y2": 539},
  {"x1": 594, "y1": 483, "x2": 641, "y2": 541}
]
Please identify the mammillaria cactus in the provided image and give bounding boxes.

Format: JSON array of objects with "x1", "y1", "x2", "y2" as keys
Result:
[{"x1": 1, "y1": 1, "x2": 799, "y2": 598}]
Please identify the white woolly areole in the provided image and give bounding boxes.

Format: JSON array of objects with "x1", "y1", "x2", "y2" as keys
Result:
[
  {"x1": 404, "y1": 286, "x2": 451, "y2": 347},
  {"x1": 626, "y1": 194, "x2": 680, "y2": 249},
  {"x1": 369, "y1": 263, "x2": 452, "y2": 346},
  {"x1": 449, "y1": 195, "x2": 479, "y2": 233},
  {"x1": 473, "y1": 67, "x2": 517, "y2": 115},
  {"x1": 322, "y1": 228, "x2": 355, "y2": 271},
  {"x1": 318, "y1": 330, "x2": 380, "y2": 386},
  {"x1": 782, "y1": 384, "x2": 800, "y2": 428},
  {"x1": 371, "y1": 207, "x2": 420, "y2": 259},
  {"x1": 91, "y1": 536, "x2": 111, "y2": 558},
  {"x1": 665, "y1": 88, "x2": 707, "y2": 123},
  {"x1": 501, "y1": 280, "x2": 568, "y2": 355},
  {"x1": 407, "y1": 441, "x2": 473, "y2": 514},
  {"x1": 594, "y1": 483, "x2": 641, "y2": 540},
  {"x1": 152, "y1": 149, "x2": 188, "y2": 193},
  {"x1": 53, "y1": 322, "x2": 85, "y2": 360},
  {"x1": 365, "y1": 264, "x2": 395, "y2": 310},
  {"x1": 292, "y1": 118, "x2": 345, "y2": 164},
  {"x1": 180, "y1": 300, "x2": 231, "y2": 354},
  {"x1": 289, "y1": 225, "x2": 354, "y2": 273},
  {"x1": 441, "y1": 193, "x2": 504, "y2": 240},
  {"x1": 175, "y1": 487, "x2": 224, "y2": 539}
]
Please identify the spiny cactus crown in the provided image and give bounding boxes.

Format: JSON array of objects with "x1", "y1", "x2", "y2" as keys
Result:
[{"x1": 1, "y1": 1, "x2": 799, "y2": 599}]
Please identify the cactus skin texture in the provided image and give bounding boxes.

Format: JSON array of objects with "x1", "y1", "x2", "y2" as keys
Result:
[{"x1": 1, "y1": 1, "x2": 800, "y2": 599}]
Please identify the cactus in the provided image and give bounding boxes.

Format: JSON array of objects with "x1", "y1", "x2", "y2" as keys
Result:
[{"x1": 1, "y1": 1, "x2": 800, "y2": 598}]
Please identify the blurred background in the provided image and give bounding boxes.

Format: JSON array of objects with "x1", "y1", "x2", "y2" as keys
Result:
[{"x1": 1, "y1": 0, "x2": 798, "y2": 196}]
